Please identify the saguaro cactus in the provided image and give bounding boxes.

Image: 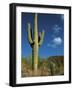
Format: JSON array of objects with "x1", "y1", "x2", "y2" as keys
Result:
[{"x1": 27, "y1": 13, "x2": 44, "y2": 74}]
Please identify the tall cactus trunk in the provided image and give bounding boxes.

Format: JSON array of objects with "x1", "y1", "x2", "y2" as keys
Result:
[
  {"x1": 33, "y1": 13, "x2": 38, "y2": 74},
  {"x1": 27, "y1": 13, "x2": 45, "y2": 76},
  {"x1": 32, "y1": 44, "x2": 38, "y2": 74}
]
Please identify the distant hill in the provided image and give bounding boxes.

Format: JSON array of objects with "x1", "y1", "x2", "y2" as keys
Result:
[
  {"x1": 47, "y1": 56, "x2": 64, "y2": 75},
  {"x1": 48, "y1": 56, "x2": 64, "y2": 66}
]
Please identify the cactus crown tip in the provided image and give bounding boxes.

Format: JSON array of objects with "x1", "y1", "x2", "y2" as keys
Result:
[{"x1": 28, "y1": 22, "x2": 30, "y2": 24}]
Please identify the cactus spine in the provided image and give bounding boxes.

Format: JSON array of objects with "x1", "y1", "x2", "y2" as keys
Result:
[{"x1": 27, "y1": 13, "x2": 44, "y2": 74}]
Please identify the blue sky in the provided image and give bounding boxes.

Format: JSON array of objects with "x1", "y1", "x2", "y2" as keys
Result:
[{"x1": 21, "y1": 13, "x2": 64, "y2": 58}]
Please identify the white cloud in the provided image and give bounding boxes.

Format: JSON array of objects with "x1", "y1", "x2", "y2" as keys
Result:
[
  {"x1": 47, "y1": 37, "x2": 62, "y2": 48},
  {"x1": 52, "y1": 24, "x2": 62, "y2": 33},
  {"x1": 53, "y1": 37, "x2": 62, "y2": 45}
]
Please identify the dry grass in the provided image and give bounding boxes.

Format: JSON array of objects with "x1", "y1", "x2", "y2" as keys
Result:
[{"x1": 21, "y1": 56, "x2": 64, "y2": 77}]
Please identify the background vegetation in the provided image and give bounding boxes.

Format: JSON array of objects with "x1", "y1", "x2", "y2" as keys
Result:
[{"x1": 21, "y1": 56, "x2": 64, "y2": 77}]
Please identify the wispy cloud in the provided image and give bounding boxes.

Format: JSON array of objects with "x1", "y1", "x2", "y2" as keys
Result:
[
  {"x1": 47, "y1": 37, "x2": 62, "y2": 48},
  {"x1": 52, "y1": 24, "x2": 62, "y2": 33},
  {"x1": 47, "y1": 43, "x2": 56, "y2": 48}
]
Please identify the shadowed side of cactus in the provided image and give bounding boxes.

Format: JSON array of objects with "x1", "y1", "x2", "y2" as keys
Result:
[{"x1": 27, "y1": 13, "x2": 44, "y2": 75}]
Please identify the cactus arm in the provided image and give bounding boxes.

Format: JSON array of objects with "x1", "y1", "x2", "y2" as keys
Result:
[
  {"x1": 27, "y1": 23, "x2": 33, "y2": 44},
  {"x1": 38, "y1": 30, "x2": 45, "y2": 46}
]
